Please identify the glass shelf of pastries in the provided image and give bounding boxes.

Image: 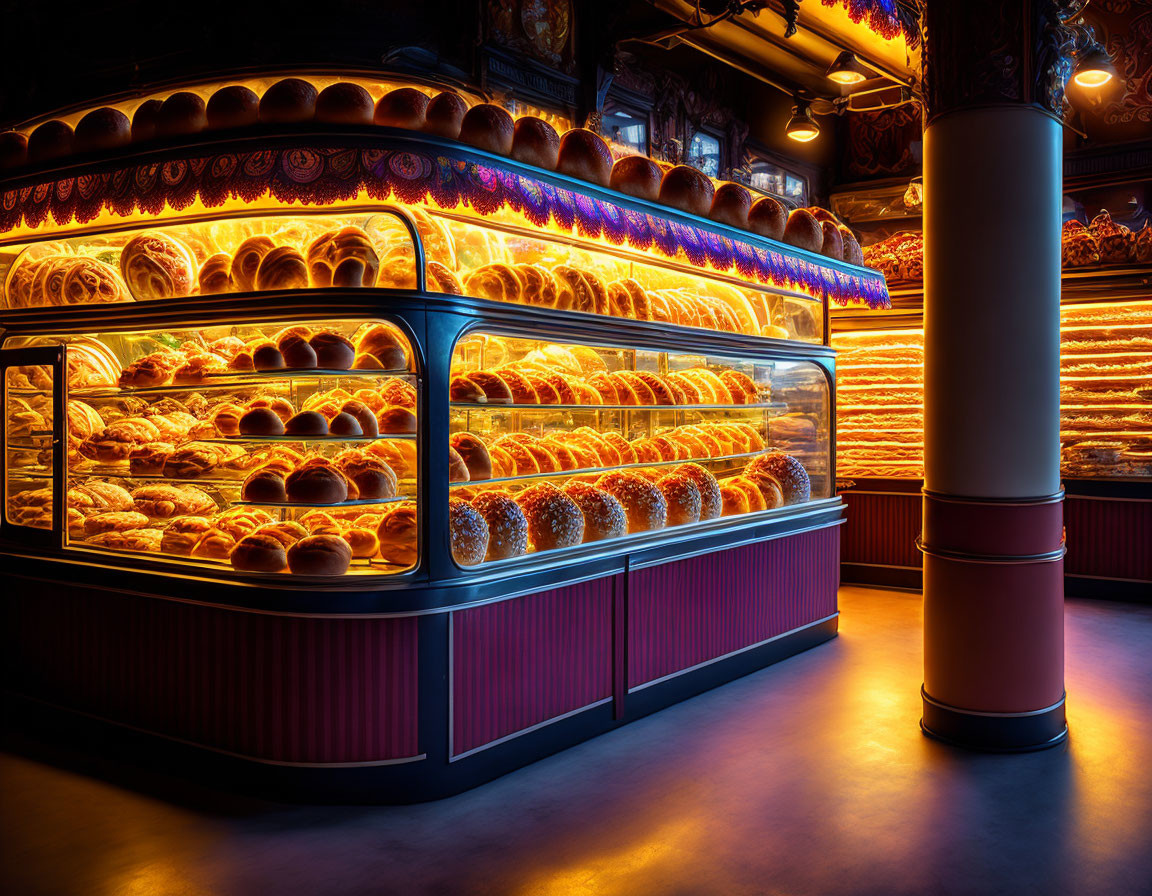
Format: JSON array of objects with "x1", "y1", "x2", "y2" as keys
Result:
[
  {"x1": 443, "y1": 332, "x2": 830, "y2": 567},
  {"x1": 4, "y1": 317, "x2": 419, "y2": 577}
]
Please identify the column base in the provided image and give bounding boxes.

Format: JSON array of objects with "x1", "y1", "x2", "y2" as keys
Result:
[{"x1": 920, "y1": 686, "x2": 1068, "y2": 753}]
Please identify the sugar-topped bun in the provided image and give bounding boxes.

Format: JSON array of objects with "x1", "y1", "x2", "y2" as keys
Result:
[
  {"x1": 676, "y1": 463, "x2": 722, "y2": 520},
  {"x1": 260, "y1": 78, "x2": 318, "y2": 123},
  {"x1": 783, "y1": 208, "x2": 823, "y2": 254},
  {"x1": 449, "y1": 499, "x2": 489, "y2": 566},
  {"x1": 659, "y1": 165, "x2": 714, "y2": 217},
  {"x1": 315, "y1": 82, "x2": 374, "y2": 125},
  {"x1": 595, "y1": 471, "x2": 667, "y2": 533},
  {"x1": 820, "y1": 221, "x2": 844, "y2": 260},
  {"x1": 130, "y1": 100, "x2": 164, "y2": 142},
  {"x1": 27, "y1": 120, "x2": 74, "y2": 163},
  {"x1": 120, "y1": 232, "x2": 196, "y2": 301},
  {"x1": 749, "y1": 196, "x2": 788, "y2": 240},
  {"x1": 206, "y1": 85, "x2": 260, "y2": 129},
  {"x1": 287, "y1": 534, "x2": 352, "y2": 575},
  {"x1": 375, "y1": 87, "x2": 430, "y2": 128},
  {"x1": 459, "y1": 103, "x2": 515, "y2": 155},
  {"x1": 746, "y1": 452, "x2": 810, "y2": 505},
  {"x1": 377, "y1": 502, "x2": 418, "y2": 567},
  {"x1": 656, "y1": 472, "x2": 702, "y2": 526},
  {"x1": 710, "y1": 183, "x2": 752, "y2": 229},
  {"x1": 0, "y1": 131, "x2": 28, "y2": 170},
  {"x1": 561, "y1": 482, "x2": 626, "y2": 543},
  {"x1": 424, "y1": 92, "x2": 469, "y2": 139},
  {"x1": 231, "y1": 532, "x2": 288, "y2": 572},
  {"x1": 156, "y1": 92, "x2": 207, "y2": 137},
  {"x1": 556, "y1": 128, "x2": 613, "y2": 186},
  {"x1": 512, "y1": 117, "x2": 560, "y2": 170},
  {"x1": 470, "y1": 491, "x2": 528, "y2": 561},
  {"x1": 516, "y1": 483, "x2": 585, "y2": 552},
  {"x1": 610, "y1": 155, "x2": 662, "y2": 202},
  {"x1": 74, "y1": 108, "x2": 131, "y2": 153}
]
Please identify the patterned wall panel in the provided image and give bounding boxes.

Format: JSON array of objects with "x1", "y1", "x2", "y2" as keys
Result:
[
  {"x1": 628, "y1": 526, "x2": 840, "y2": 689},
  {"x1": 0, "y1": 581, "x2": 419, "y2": 764},
  {"x1": 451, "y1": 577, "x2": 615, "y2": 756}
]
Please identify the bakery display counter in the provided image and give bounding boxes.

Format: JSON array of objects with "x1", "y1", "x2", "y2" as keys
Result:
[{"x1": 0, "y1": 83, "x2": 864, "y2": 799}]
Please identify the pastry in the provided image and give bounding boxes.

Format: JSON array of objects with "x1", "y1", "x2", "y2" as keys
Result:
[
  {"x1": 378, "y1": 407, "x2": 417, "y2": 434},
  {"x1": 720, "y1": 483, "x2": 750, "y2": 516},
  {"x1": 27, "y1": 120, "x2": 74, "y2": 163},
  {"x1": 309, "y1": 331, "x2": 356, "y2": 369},
  {"x1": 423, "y1": 91, "x2": 468, "y2": 139},
  {"x1": 376, "y1": 502, "x2": 419, "y2": 567},
  {"x1": 231, "y1": 532, "x2": 289, "y2": 572},
  {"x1": 719, "y1": 370, "x2": 758, "y2": 404},
  {"x1": 285, "y1": 533, "x2": 350, "y2": 575},
  {"x1": 470, "y1": 491, "x2": 528, "y2": 561},
  {"x1": 314, "y1": 82, "x2": 374, "y2": 125},
  {"x1": 744, "y1": 471, "x2": 784, "y2": 509},
  {"x1": 709, "y1": 183, "x2": 752, "y2": 229},
  {"x1": 255, "y1": 246, "x2": 308, "y2": 291},
  {"x1": 132, "y1": 484, "x2": 215, "y2": 519},
  {"x1": 656, "y1": 472, "x2": 702, "y2": 526},
  {"x1": 231, "y1": 235, "x2": 276, "y2": 292},
  {"x1": 354, "y1": 323, "x2": 408, "y2": 370},
  {"x1": 448, "y1": 447, "x2": 470, "y2": 483},
  {"x1": 610, "y1": 155, "x2": 662, "y2": 202},
  {"x1": 206, "y1": 85, "x2": 260, "y2": 129},
  {"x1": 171, "y1": 353, "x2": 227, "y2": 384},
  {"x1": 746, "y1": 452, "x2": 810, "y2": 505},
  {"x1": 366, "y1": 439, "x2": 417, "y2": 479},
  {"x1": 595, "y1": 471, "x2": 667, "y2": 533},
  {"x1": 253, "y1": 520, "x2": 308, "y2": 548},
  {"x1": 463, "y1": 263, "x2": 523, "y2": 303},
  {"x1": 242, "y1": 468, "x2": 287, "y2": 503},
  {"x1": 458, "y1": 103, "x2": 514, "y2": 155},
  {"x1": 450, "y1": 432, "x2": 492, "y2": 481},
  {"x1": 161, "y1": 516, "x2": 213, "y2": 556},
  {"x1": 561, "y1": 482, "x2": 626, "y2": 543},
  {"x1": 676, "y1": 463, "x2": 722, "y2": 521},
  {"x1": 730, "y1": 476, "x2": 767, "y2": 512},
  {"x1": 334, "y1": 449, "x2": 397, "y2": 499},
  {"x1": 783, "y1": 209, "x2": 824, "y2": 253},
  {"x1": 84, "y1": 528, "x2": 163, "y2": 553},
  {"x1": 512, "y1": 117, "x2": 560, "y2": 170},
  {"x1": 514, "y1": 264, "x2": 558, "y2": 307},
  {"x1": 163, "y1": 443, "x2": 233, "y2": 479},
  {"x1": 259, "y1": 78, "x2": 318, "y2": 123},
  {"x1": 156, "y1": 92, "x2": 207, "y2": 137},
  {"x1": 374, "y1": 87, "x2": 430, "y2": 128},
  {"x1": 449, "y1": 499, "x2": 489, "y2": 566},
  {"x1": 197, "y1": 253, "x2": 233, "y2": 294},
  {"x1": 658, "y1": 165, "x2": 714, "y2": 217},
  {"x1": 120, "y1": 233, "x2": 196, "y2": 301},
  {"x1": 208, "y1": 402, "x2": 245, "y2": 437},
  {"x1": 285, "y1": 462, "x2": 349, "y2": 504},
  {"x1": 307, "y1": 226, "x2": 379, "y2": 289},
  {"x1": 213, "y1": 507, "x2": 274, "y2": 540},
  {"x1": 379, "y1": 379, "x2": 416, "y2": 409},
  {"x1": 339, "y1": 400, "x2": 379, "y2": 437},
  {"x1": 555, "y1": 128, "x2": 612, "y2": 186},
  {"x1": 128, "y1": 441, "x2": 175, "y2": 475},
  {"x1": 284, "y1": 411, "x2": 329, "y2": 436},
  {"x1": 515, "y1": 483, "x2": 585, "y2": 552},
  {"x1": 83, "y1": 510, "x2": 150, "y2": 536},
  {"x1": 190, "y1": 528, "x2": 237, "y2": 560}
]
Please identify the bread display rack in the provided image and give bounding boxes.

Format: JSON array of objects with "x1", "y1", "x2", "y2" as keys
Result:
[{"x1": 0, "y1": 77, "x2": 886, "y2": 801}]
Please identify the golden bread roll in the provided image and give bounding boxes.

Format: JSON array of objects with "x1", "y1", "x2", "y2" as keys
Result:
[
  {"x1": 315, "y1": 82, "x2": 374, "y2": 125},
  {"x1": 744, "y1": 471, "x2": 784, "y2": 509},
  {"x1": 556, "y1": 128, "x2": 612, "y2": 186},
  {"x1": 378, "y1": 406, "x2": 417, "y2": 435},
  {"x1": 657, "y1": 472, "x2": 702, "y2": 526},
  {"x1": 306, "y1": 226, "x2": 379, "y2": 289},
  {"x1": 709, "y1": 182, "x2": 752, "y2": 229},
  {"x1": 254, "y1": 520, "x2": 309, "y2": 548},
  {"x1": 287, "y1": 534, "x2": 352, "y2": 575},
  {"x1": 198, "y1": 253, "x2": 233, "y2": 294},
  {"x1": 459, "y1": 103, "x2": 514, "y2": 155},
  {"x1": 241, "y1": 468, "x2": 287, "y2": 503},
  {"x1": 377, "y1": 502, "x2": 418, "y2": 567},
  {"x1": 260, "y1": 78, "x2": 318, "y2": 123},
  {"x1": 334, "y1": 449, "x2": 397, "y2": 499},
  {"x1": 0, "y1": 130, "x2": 28, "y2": 169},
  {"x1": 659, "y1": 165, "x2": 714, "y2": 217},
  {"x1": 27, "y1": 120, "x2": 74, "y2": 163},
  {"x1": 746, "y1": 452, "x2": 810, "y2": 505},
  {"x1": 423, "y1": 92, "x2": 468, "y2": 139},
  {"x1": 230, "y1": 235, "x2": 276, "y2": 292},
  {"x1": 516, "y1": 483, "x2": 585, "y2": 552},
  {"x1": 610, "y1": 155, "x2": 662, "y2": 201},
  {"x1": 339, "y1": 400, "x2": 379, "y2": 437},
  {"x1": 130, "y1": 99, "x2": 163, "y2": 141},
  {"x1": 450, "y1": 432, "x2": 492, "y2": 481},
  {"x1": 463, "y1": 263, "x2": 523, "y2": 303},
  {"x1": 120, "y1": 233, "x2": 196, "y2": 301},
  {"x1": 284, "y1": 410, "x2": 328, "y2": 436},
  {"x1": 161, "y1": 515, "x2": 213, "y2": 556},
  {"x1": 561, "y1": 482, "x2": 626, "y2": 542},
  {"x1": 512, "y1": 117, "x2": 560, "y2": 170},
  {"x1": 595, "y1": 471, "x2": 667, "y2": 533},
  {"x1": 820, "y1": 221, "x2": 844, "y2": 260},
  {"x1": 231, "y1": 532, "x2": 288, "y2": 572},
  {"x1": 354, "y1": 323, "x2": 408, "y2": 370},
  {"x1": 156, "y1": 92, "x2": 206, "y2": 137},
  {"x1": 720, "y1": 483, "x2": 750, "y2": 516},
  {"x1": 783, "y1": 208, "x2": 824, "y2": 253},
  {"x1": 83, "y1": 510, "x2": 150, "y2": 536},
  {"x1": 365, "y1": 439, "x2": 416, "y2": 479},
  {"x1": 255, "y1": 246, "x2": 308, "y2": 291},
  {"x1": 286, "y1": 461, "x2": 349, "y2": 504},
  {"x1": 74, "y1": 107, "x2": 131, "y2": 153},
  {"x1": 840, "y1": 225, "x2": 864, "y2": 266},
  {"x1": 374, "y1": 87, "x2": 430, "y2": 128}
]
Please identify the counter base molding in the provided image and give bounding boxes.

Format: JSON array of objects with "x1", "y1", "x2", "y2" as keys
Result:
[{"x1": 0, "y1": 523, "x2": 839, "y2": 803}]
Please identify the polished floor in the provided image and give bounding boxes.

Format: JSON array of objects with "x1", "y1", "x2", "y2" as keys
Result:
[{"x1": 2, "y1": 586, "x2": 1151, "y2": 896}]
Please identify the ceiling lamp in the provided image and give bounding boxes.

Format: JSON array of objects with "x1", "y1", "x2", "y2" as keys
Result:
[
  {"x1": 826, "y1": 51, "x2": 870, "y2": 85},
  {"x1": 1072, "y1": 47, "x2": 1117, "y2": 88},
  {"x1": 786, "y1": 99, "x2": 820, "y2": 142}
]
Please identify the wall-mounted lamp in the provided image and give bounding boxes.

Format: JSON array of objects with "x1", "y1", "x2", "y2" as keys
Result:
[
  {"x1": 1072, "y1": 46, "x2": 1117, "y2": 88},
  {"x1": 785, "y1": 98, "x2": 820, "y2": 142},
  {"x1": 826, "y1": 51, "x2": 871, "y2": 85}
]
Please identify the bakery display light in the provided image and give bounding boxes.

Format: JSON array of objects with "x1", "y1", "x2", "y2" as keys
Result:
[
  {"x1": 826, "y1": 51, "x2": 871, "y2": 85},
  {"x1": 1071, "y1": 47, "x2": 1116, "y2": 88},
  {"x1": 785, "y1": 98, "x2": 821, "y2": 143}
]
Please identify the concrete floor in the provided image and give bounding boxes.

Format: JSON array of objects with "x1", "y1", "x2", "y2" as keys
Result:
[{"x1": 2, "y1": 586, "x2": 1152, "y2": 896}]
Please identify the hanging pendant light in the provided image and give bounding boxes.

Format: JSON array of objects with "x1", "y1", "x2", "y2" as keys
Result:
[
  {"x1": 826, "y1": 51, "x2": 871, "y2": 85},
  {"x1": 1072, "y1": 47, "x2": 1117, "y2": 88},
  {"x1": 786, "y1": 98, "x2": 820, "y2": 143}
]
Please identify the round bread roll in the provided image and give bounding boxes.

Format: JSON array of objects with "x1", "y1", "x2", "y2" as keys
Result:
[
  {"x1": 339, "y1": 400, "x2": 379, "y2": 437},
  {"x1": 307, "y1": 225, "x2": 380, "y2": 289},
  {"x1": 284, "y1": 411, "x2": 328, "y2": 436},
  {"x1": 675, "y1": 463, "x2": 722, "y2": 521},
  {"x1": 231, "y1": 235, "x2": 276, "y2": 292},
  {"x1": 253, "y1": 343, "x2": 285, "y2": 370},
  {"x1": 286, "y1": 463, "x2": 349, "y2": 504},
  {"x1": 424, "y1": 91, "x2": 469, "y2": 139},
  {"x1": 161, "y1": 515, "x2": 213, "y2": 556},
  {"x1": 709, "y1": 182, "x2": 752, "y2": 229},
  {"x1": 748, "y1": 195, "x2": 788, "y2": 240},
  {"x1": 239, "y1": 406, "x2": 286, "y2": 436},
  {"x1": 279, "y1": 334, "x2": 318, "y2": 369},
  {"x1": 120, "y1": 232, "x2": 196, "y2": 300},
  {"x1": 450, "y1": 376, "x2": 486, "y2": 403},
  {"x1": 231, "y1": 532, "x2": 288, "y2": 572},
  {"x1": 27, "y1": 120, "x2": 75, "y2": 163},
  {"x1": 130, "y1": 100, "x2": 164, "y2": 142},
  {"x1": 450, "y1": 432, "x2": 492, "y2": 481},
  {"x1": 610, "y1": 155, "x2": 662, "y2": 201},
  {"x1": 329, "y1": 412, "x2": 363, "y2": 437},
  {"x1": 464, "y1": 372, "x2": 513, "y2": 404},
  {"x1": 516, "y1": 483, "x2": 585, "y2": 552},
  {"x1": 449, "y1": 499, "x2": 489, "y2": 566},
  {"x1": 254, "y1": 520, "x2": 308, "y2": 547},
  {"x1": 839, "y1": 225, "x2": 864, "y2": 266},
  {"x1": 657, "y1": 472, "x2": 702, "y2": 526},
  {"x1": 0, "y1": 131, "x2": 28, "y2": 170},
  {"x1": 595, "y1": 471, "x2": 667, "y2": 533},
  {"x1": 341, "y1": 527, "x2": 379, "y2": 559},
  {"x1": 720, "y1": 483, "x2": 750, "y2": 516},
  {"x1": 561, "y1": 482, "x2": 626, "y2": 543},
  {"x1": 374, "y1": 87, "x2": 430, "y2": 129},
  {"x1": 242, "y1": 469, "x2": 287, "y2": 503},
  {"x1": 459, "y1": 103, "x2": 515, "y2": 155},
  {"x1": 819, "y1": 221, "x2": 844, "y2": 260},
  {"x1": 377, "y1": 502, "x2": 418, "y2": 567},
  {"x1": 255, "y1": 246, "x2": 309, "y2": 291},
  {"x1": 287, "y1": 534, "x2": 352, "y2": 575},
  {"x1": 260, "y1": 78, "x2": 318, "y2": 123},
  {"x1": 744, "y1": 471, "x2": 784, "y2": 510},
  {"x1": 470, "y1": 491, "x2": 528, "y2": 561},
  {"x1": 782, "y1": 208, "x2": 823, "y2": 254},
  {"x1": 206, "y1": 85, "x2": 260, "y2": 129},
  {"x1": 659, "y1": 165, "x2": 714, "y2": 217},
  {"x1": 448, "y1": 446, "x2": 469, "y2": 484},
  {"x1": 511, "y1": 117, "x2": 560, "y2": 170},
  {"x1": 315, "y1": 82, "x2": 374, "y2": 125},
  {"x1": 307, "y1": 332, "x2": 355, "y2": 369},
  {"x1": 74, "y1": 108, "x2": 131, "y2": 153},
  {"x1": 355, "y1": 323, "x2": 408, "y2": 370},
  {"x1": 746, "y1": 452, "x2": 810, "y2": 505},
  {"x1": 198, "y1": 253, "x2": 233, "y2": 294},
  {"x1": 378, "y1": 407, "x2": 417, "y2": 435},
  {"x1": 334, "y1": 452, "x2": 396, "y2": 499},
  {"x1": 555, "y1": 128, "x2": 613, "y2": 186},
  {"x1": 156, "y1": 92, "x2": 207, "y2": 137}
]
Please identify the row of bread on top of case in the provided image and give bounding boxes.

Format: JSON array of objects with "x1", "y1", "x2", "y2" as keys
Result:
[
  {"x1": 446, "y1": 452, "x2": 812, "y2": 566},
  {"x1": 0, "y1": 79, "x2": 861, "y2": 262},
  {"x1": 447, "y1": 423, "x2": 768, "y2": 483}
]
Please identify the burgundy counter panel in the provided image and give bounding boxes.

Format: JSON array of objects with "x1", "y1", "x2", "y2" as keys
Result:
[
  {"x1": 628, "y1": 526, "x2": 840, "y2": 689},
  {"x1": 1, "y1": 579, "x2": 419, "y2": 764},
  {"x1": 840, "y1": 489, "x2": 922, "y2": 569},
  {"x1": 1064, "y1": 495, "x2": 1152, "y2": 582},
  {"x1": 451, "y1": 577, "x2": 615, "y2": 756}
]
